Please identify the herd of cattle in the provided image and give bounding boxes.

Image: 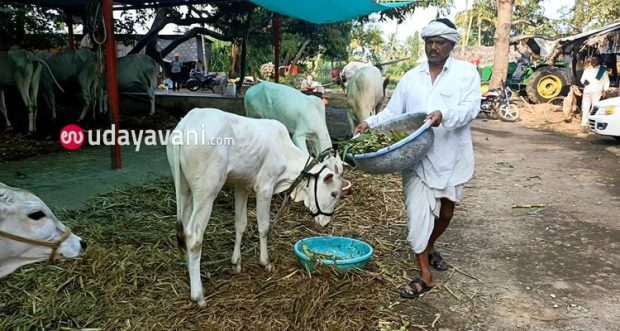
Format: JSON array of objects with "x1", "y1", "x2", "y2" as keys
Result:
[
  {"x1": 0, "y1": 55, "x2": 389, "y2": 306},
  {"x1": 0, "y1": 47, "x2": 158, "y2": 133}
]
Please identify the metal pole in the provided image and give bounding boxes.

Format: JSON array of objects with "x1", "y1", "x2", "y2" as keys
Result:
[
  {"x1": 102, "y1": 0, "x2": 121, "y2": 170},
  {"x1": 273, "y1": 13, "x2": 280, "y2": 83}
]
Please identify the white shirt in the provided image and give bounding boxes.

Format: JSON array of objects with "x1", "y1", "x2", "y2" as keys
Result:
[
  {"x1": 580, "y1": 66, "x2": 610, "y2": 94},
  {"x1": 365, "y1": 56, "x2": 481, "y2": 189}
]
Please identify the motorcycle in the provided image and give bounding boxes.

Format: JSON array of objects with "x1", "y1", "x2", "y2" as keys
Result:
[
  {"x1": 480, "y1": 81, "x2": 520, "y2": 122},
  {"x1": 186, "y1": 68, "x2": 218, "y2": 92}
]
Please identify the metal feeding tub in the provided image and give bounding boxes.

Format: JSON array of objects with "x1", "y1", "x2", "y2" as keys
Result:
[{"x1": 350, "y1": 112, "x2": 434, "y2": 174}]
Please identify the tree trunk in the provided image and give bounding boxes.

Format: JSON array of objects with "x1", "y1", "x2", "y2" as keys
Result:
[
  {"x1": 465, "y1": 14, "x2": 474, "y2": 47},
  {"x1": 128, "y1": 10, "x2": 171, "y2": 55},
  {"x1": 158, "y1": 27, "x2": 232, "y2": 59},
  {"x1": 489, "y1": 0, "x2": 513, "y2": 89},
  {"x1": 282, "y1": 51, "x2": 292, "y2": 67},
  {"x1": 291, "y1": 39, "x2": 311, "y2": 66},
  {"x1": 477, "y1": 16, "x2": 481, "y2": 46},
  {"x1": 231, "y1": 42, "x2": 239, "y2": 77},
  {"x1": 128, "y1": 8, "x2": 227, "y2": 57},
  {"x1": 237, "y1": 12, "x2": 251, "y2": 93}
]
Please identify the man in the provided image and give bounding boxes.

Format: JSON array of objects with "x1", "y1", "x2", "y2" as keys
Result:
[
  {"x1": 354, "y1": 18, "x2": 481, "y2": 299},
  {"x1": 579, "y1": 54, "x2": 610, "y2": 133},
  {"x1": 170, "y1": 53, "x2": 183, "y2": 92},
  {"x1": 511, "y1": 43, "x2": 531, "y2": 81}
]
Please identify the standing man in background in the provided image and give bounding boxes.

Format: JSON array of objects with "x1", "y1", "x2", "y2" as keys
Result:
[
  {"x1": 580, "y1": 54, "x2": 610, "y2": 133},
  {"x1": 171, "y1": 53, "x2": 183, "y2": 92}
]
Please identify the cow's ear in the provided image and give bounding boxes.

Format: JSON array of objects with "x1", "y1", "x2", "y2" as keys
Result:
[
  {"x1": 0, "y1": 188, "x2": 13, "y2": 204},
  {"x1": 323, "y1": 173, "x2": 334, "y2": 183},
  {"x1": 0, "y1": 202, "x2": 8, "y2": 215},
  {"x1": 291, "y1": 187, "x2": 306, "y2": 203}
]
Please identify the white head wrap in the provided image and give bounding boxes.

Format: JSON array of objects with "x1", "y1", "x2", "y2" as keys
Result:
[{"x1": 421, "y1": 20, "x2": 460, "y2": 44}]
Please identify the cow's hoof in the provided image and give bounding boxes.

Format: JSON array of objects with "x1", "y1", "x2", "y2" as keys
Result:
[
  {"x1": 2, "y1": 126, "x2": 13, "y2": 132},
  {"x1": 232, "y1": 264, "x2": 242, "y2": 274},
  {"x1": 264, "y1": 263, "x2": 273, "y2": 273},
  {"x1": 196, "y1": 298, "x2": 206, "y2": 308}
]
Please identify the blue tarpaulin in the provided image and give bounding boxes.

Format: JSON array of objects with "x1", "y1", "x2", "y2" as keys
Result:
[
  {"x1": 9, "y1": 0, "x2": 415, "y2": 24},
  {"x1": 249, "y1": 0, "x2": 414, "y2": 24}
]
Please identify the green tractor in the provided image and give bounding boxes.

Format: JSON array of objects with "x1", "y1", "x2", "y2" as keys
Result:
[{"x1": 479, "y1": 60, "x2": 571, "y2": 104}]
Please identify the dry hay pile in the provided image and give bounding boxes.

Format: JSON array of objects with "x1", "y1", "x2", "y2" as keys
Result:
[
  {"x1": 0, "y1": 170, "x2": 430, "y2": 330},
  {"x1": 0, "y1": 132, "x2": 64, "y2": 164}
]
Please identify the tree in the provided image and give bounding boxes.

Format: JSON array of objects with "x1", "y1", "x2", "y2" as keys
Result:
[
  {"x1": 0, "y1": 4, "x2": 66, "y2": 49},
  {"x1": 570, "y1": 0, "x2": 620, "y2": 33},
  {"x1": 489, "y1": 0, "x2": 514, "y2": 89}
]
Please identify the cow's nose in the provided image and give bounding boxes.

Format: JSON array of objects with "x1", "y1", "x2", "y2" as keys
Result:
[{"x1": 80, "y1": 240, "x2": 88, "y2": 251}]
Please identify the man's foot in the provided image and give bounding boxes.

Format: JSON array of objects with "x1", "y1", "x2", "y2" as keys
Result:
[
  {"x1": 399, "y1": 277, "x2": 432, "y2": 299},
  {"x1": 429, "y1": 250, "x2": 449, "y2": 271}
]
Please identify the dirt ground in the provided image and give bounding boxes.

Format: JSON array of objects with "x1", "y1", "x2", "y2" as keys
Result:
[
  {"x1": 402, "y1": 118, "x2": 620, "y2": 330},
  {"x1": 302, "y1": 89, "x2": 620, "y2": 330},
  {"x1": 1, "y1": 89, "x2": 619, "y2": 330}
]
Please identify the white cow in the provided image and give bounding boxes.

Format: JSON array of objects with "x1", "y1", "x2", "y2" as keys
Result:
[
  {"x1": 167, "y1": 108, "x2": 344, "y2": 306},
  {"x1": 345, "y1": 65, "x2": 387, "y2": 129},
  {"x1": 0, "y1": 182, "x2": 86, "y2": 278},
  {"x1": 339, "y1": 61, "x2": 371, "y2": 90},
  {"x1": 244, "y1": 81, "x2": 333, "y2": 158}
]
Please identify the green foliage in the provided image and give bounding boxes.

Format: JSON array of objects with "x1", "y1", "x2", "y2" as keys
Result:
[
  {"x1": 209, "y1": 40, "x2": 232, "y2": 73},
  {"x1": 570, "y1": 0, "x2": 620, "y2": 33},
  {"x1": 339, "y1": 129, "x2": 409, "y2": 157},
  {"x1": 0, "y1": 4, "x2": 65, "y2": 49}
]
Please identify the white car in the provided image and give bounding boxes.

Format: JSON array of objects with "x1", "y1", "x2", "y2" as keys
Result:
[{"x1": 589, "y1": 96, "x2": 620, "y2": 140}]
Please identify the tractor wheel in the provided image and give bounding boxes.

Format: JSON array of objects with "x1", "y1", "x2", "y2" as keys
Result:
[{"x1": 526, "y1": 67, "x2": 569, "y2": 104}]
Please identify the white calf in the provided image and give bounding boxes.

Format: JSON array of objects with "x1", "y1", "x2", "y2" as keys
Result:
[
  {"x1": 0, "y1": 182, "x2": 86, "y2": 278},
  {"x1": 167, "y1": 108, "x2": 344, "y2": 306}
]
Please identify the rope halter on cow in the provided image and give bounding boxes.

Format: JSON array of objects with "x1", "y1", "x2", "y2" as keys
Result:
[
  {"x1": 275, "y1": 148, "x2": 338, "y2": 220},
  {"x1": 0, "y1": 227, "x2": 72, "y2": 264}
]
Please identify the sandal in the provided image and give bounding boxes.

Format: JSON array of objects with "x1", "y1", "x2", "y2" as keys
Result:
[
  {"x1": 399, "y1": 277, "x2": 432, "y2": 299},
  {"x1": 429, "y1": 250, "x2": 449, "y2": 271}
]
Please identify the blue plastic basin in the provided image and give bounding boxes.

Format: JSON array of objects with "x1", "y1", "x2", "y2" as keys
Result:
[{"x1": 294, "y1": 236, "x2": 373, "y2": 273}]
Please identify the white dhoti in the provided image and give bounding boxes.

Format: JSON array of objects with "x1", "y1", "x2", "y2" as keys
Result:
[{"x1": 402, "y1": 167, "x2": 464, "y2": 254}]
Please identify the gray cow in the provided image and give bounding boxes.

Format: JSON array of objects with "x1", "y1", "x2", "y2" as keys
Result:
[
  {"x1": 38, "y1": 49, "x2": 98, "y2": 123},
  {"x1": 98, "y1": 54, "x2": 159, "y2": 116},
  {"x1": 0, "y1": 48, "x2": 61, "y2": 133}
]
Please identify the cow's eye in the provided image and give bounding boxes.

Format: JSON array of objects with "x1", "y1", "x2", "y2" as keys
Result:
[{"x1": 27, "y1": 211, "x2": 46, "y2": 220}]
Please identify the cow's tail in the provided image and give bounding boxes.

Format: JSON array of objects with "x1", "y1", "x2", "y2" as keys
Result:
[
  {"x1": 382, "y1": 77, "x2": 389, "y2": 99},
  {"x1": 168, "y1": 141, "x2": 188, "y2": 255},
  {"x1": 33, "y1": 59, "x2": 65, "y2": 93}
]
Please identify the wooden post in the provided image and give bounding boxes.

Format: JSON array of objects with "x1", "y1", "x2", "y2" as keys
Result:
[
  {"x1": 102, "y1": 0, "x2": 121, "y2": 169},
  {"x1": 273, "y1": 13, "x2": 280, "y2": 83},
  {"x1": 237, "y1": 11, "x2": 251, "y2": 94},
  {"x1": 67, "y1": 14, "x2": 75, "y2": 50}
]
